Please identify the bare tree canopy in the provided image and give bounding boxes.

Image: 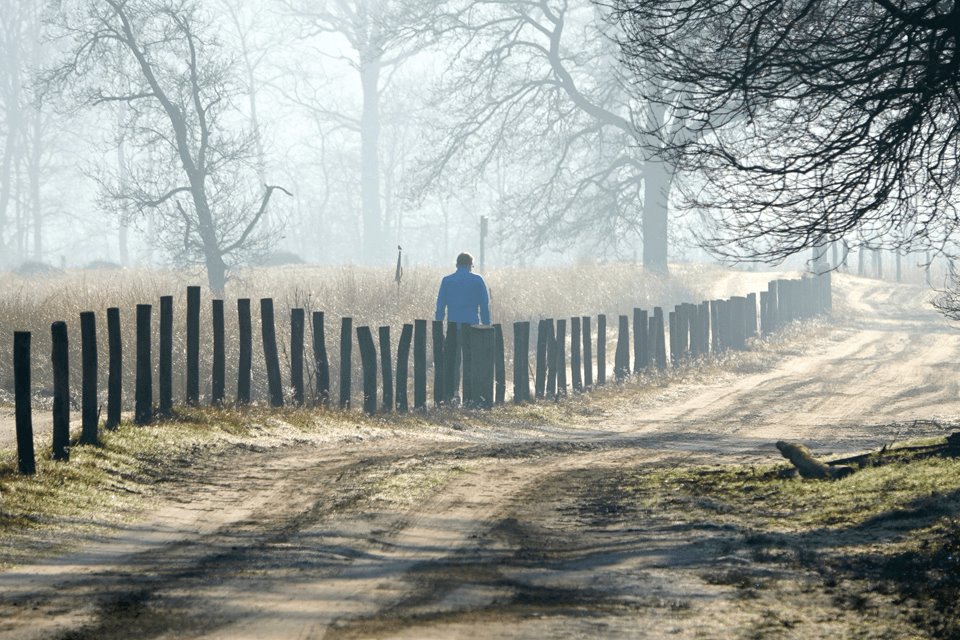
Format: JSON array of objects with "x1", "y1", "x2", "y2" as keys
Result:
[{"x1": 612, "y1": 0, "x2": 960, "y2": 264}]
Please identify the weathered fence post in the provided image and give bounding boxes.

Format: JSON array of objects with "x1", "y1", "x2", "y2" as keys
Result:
[
  {"x1": 186, "y1": 285, "x2": 201, "y2": 405},
  {"x1": 379, "y1": 326, "x2": 393, "y2": 412},
  {"x1": 596, "y1": 313, "x2": 607, "y2": 385},
  {"x1": 465, "y1": 326, "x2": 495, "y2": 408},
  {"x1": 710, "y1": 300, "x2": 721, "y2": 353},
  {"x1": 535, "y1": 319, "x2": 549, "y2": 399},
  {"x1": 651, "y1": 308, "x2": 667, "y2": 371},
  {"x1": 290, "y1": 308, "x2": 305, "y2": 406},
  {"x1": 615, "y1": 315, "x2": 629, "y2": 381},
  {"x1": 356, "y1": 326, "x2": 378, "y2": 415},
  {"x1": 633, "y1": 308, "x2": 648, "y2": 373},
  {"x1": 555, "y1": 319, "x2": 567, "y2": 397},
  {"x1": 570, "y1": 317, "x2": 583, "y2": 392},
  {"x1": 699, "y1": 301, "x2": 711, "y2": 355},
  {"x1": 413, "y1": 319, "x2": 427, "y2": 410},
  {"x1": 237, "y1": 299, "x2": 252, "y2": 405},
  {"x1": 340, "y1": 317, "x2": 353, "y2": 409},
  {"x1": 51, "y1": 322, "x2": 70, "y2": 461},
  {"x1": 159, "y1": 296, "x2": 173, "y2": 417},
  {"x1": 396, "y1": 323, "x2": 413, "y2": 412},
  {"x1": 513, "y1": 321, "x2": 530, "y2": 403},
  {"x1": 494, "y1": 323, "x2": 506, "y2": 405},
  {"x1": 668, "y1": 310, "x2": 678, "y2": 366},
  {"x1": 79, "y1": 311, "x2": 98, "y2": 446},
  {"x1": 14, "y1": 332, "x2": 35, "y2": 475},
  {"x1": 211, "y1": 299, "x2": 225, "y2": 406},
  {"x1": 582, "y1": 316, "x2": 593, "y2": 389},
  {"x1": 746, "y1": 293, "x2": 758, "y2": 339},
  {"x1": 106, "y1": 307, "x2": 121, "y2": 430},
  {"x1": 462, "y1": 325, "x2": 475, "y2": 404},
  {"x1": 432, "y1": 320, "x2": 445, "y2": 406},
  {"x1": 260, "y1": 299, "x2": 284, "y2": 408},
  {"x1": 312, "y1": 311, "x2": 330, "y2": 406},
  {"x1": 443, "y1": 322, "x2": 461, "y2": 404},
  {"x1": 545, "y1": 320, "x2": 558, "y2": 398},
  {"x1": 135, "y1": 304, "x2": 152, "y2": 424}
]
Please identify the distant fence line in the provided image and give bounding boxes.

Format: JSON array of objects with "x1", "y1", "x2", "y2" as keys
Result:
[{"x1": 9, "y1": 273, "x2": 832, "y2": 475}]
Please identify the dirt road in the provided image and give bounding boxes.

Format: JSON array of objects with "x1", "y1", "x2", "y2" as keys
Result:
[{"x1": 1, "y1": 274, "x2": 958, "y2": 639}]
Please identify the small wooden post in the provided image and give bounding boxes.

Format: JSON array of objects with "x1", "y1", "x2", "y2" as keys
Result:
[
  {"x1": 237, "y1": 299, "x2": 252, "y2": 405},
  {"x1": 14, "y1": 332, "x2": 36, "y2": 475},
  {"x1": 596, "y1": 313, "x2": 607, "y2": 385},
  {"x1": 668, "y1": 310, "x2": 678, "y2": 366},
  {"x1": 431, "y1": 320, "x2": 445, "y2": 406},
  {"x1": 413, "y1": 319, "x2": 427, "y2": 410},
  {"x1": 545, "y1": 319, "x2": 558, "y2": 398},
  {"x1": 51, "y1": 322, "x2": 70, "y2": 461},
  {"x1": 396, "y1": 323, "x2": 413, "y2": 412},
  {"x1": 106, "y1": 307, "x2": 121, "y2": 430},
  {"x1": 356, "y1": 326, "x2": 378, "y2": 415},
  {"x1": 340, "y1": 317, "x2": 353, "y2": 409},
  {"x1": 211, "y1": 299, "x2": 226, "y2": 406},
  {"x1": 461, "y1": 325, "x2": 475, "y2": 404},
  {"x1": 513, "y1": 321, "x2": 530, "y2": 403},
  {"x1": 186, "y1": 285, "x2": 201, "y2": 405},
  {"x1": 615, "y1": 314, "x2": 629, "y2": 381},
  {"x1": 582, "y1": 316, "x2": 593, "y2": 389},
  {"x1": 746, "y1": 292, "x2": 758, "y2": 338},
  {"x1": 535, "y1": 319, "x2": 549, "y2": 399},
  {"x1": 79, "y1": 311, "x2": 98, "y2": 445},
  {"x1": 555, "y1": 319, "x2": 567, "y2": 397},
  {"x1": 135, "y1": 304, "x2": 152, "y2": 424},
  {"x1": 710, "y1": 300, "x2": 721, "y2": 353},
  {"x1": 494, "y1": 323, "x2": 506, "y2": 405},
  {"x1": 651, "y1": 308, "x2": 667, "y2": 371},
  {"x1": 699, "y1": 301, "x2": 711, "y2": 355},
  {"x1": 443, "y1": 322, "x2": 461, "y2": 404},
  {"x1": 312, "y1": 311, "x2": 330, "y2": 406},
  {"x1": 465, "y1": 326, "x2": 495, "y2": 408},
  {"x1": 379, "y1": 326, "x2": 393, "y2": 412},
  {"x1": 633, "y1": 308, "x2": 647, "y2": 373},
  {"x1": 260, "y1": 298, "x2": 284, "y2": 407},
  {"x1": 290, "y1": 308, "x2": 305, "y2": 406},
  {"x1": 570, "y1": 317, "x2": 583, "y2": 392},
  {"x1": 159, "y1": 295, "x2": 173, "y2": 417}
]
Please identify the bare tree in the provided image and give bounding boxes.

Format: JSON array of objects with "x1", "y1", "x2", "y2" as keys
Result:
[
  {"x1": 44, "y1": 0, "x2": 289, "y2": 292},
  {"x1": 613, "y1": 0, "x2": 960, "y2": 267}
]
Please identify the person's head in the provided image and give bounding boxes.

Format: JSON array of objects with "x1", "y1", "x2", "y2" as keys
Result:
[{"x1": 456, "y1": 252, "x2": 474, "y2": 270}]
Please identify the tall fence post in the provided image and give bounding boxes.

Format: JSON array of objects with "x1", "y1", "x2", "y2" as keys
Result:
[
  {"x1": 699, "y1": 301, "x2": 711, "y2": 355},
  {"x1": 159, "y1": 295, "x2": 173, "y2": 417},
  {"x1": 652, "y1": 307, "x2": 667, "y2": 371},
  {"x1": 443, "y1": 322, "x2": 461, "y2": 404},
  {"x1": 237, "y1": 299, "x2": 252, "y2": 405},
  {"x1": 596, "y1": 313, "x2": 607, "y2": 385},
  {"x1": 51, "y1": 322, "x2": 70, "y2": 461},
  {"x1": 290, "y1": 308, "x2": 305, "y2": 406},
  {"x1": 545, "y1": 319, "x2": 558, "y2": 398},
  {"x1": 465, "y1": 326, "x2": 495, "y2": 408},
  {"x1": 582, "y1": 316, "x2": 593, "y2": 389},
  {"x1": 261, "y1": 298, "x2": 284, "y2": 408},
  {"x1": 570, "y1": 317, "x2": 583, "y2": 392},
  {"x1": 461, "y1": 325, "x2": 475, "y2": 405},
  {"x1": 356, "y1": 326, "x2": 378, "y2": 415},
  {"x1": 513, "y1": 321, "x2": 530, "y2": 403},
  {"x1": 396, "y1": 323, "x2": 413, "y2": 412},
  {"x1": 340, "y1": 317, "x2": 353, "y2": 410},
  {"x1": 186, "y1": 285, "x2": 201, "y2": 405},
  {"x1": 414, "y1": 319, "x2": 427, "y2": 410},
  {"x1": 14, "y1": 332, "x2": 35, "y2": 475},
  {"x1": 79, "y1": 311, "x2": 98, "y2": 445},
  {"x1": 494, "y1": 323, "x2": 506, "y2": 404},
  {"x1": 211, "y1": 299, "x2": 225, "y2": 406},
  {"x1": 379, "y1": 326, "x2": 393, "y2": 413},
  {"x1": 106, "y1": 308, "x2": 121, "y2": 430},
  {"x1": 615, "y1": 315, "x2": 629, "y2": 381},
  {"x1": 312, "y1": 311, "x2": 330, "y2": 406},
  {"x1": 135, "y1": 304, "x2": 152, "y2": 425},
  {"x1": 668, "y1": 310, "x2": 678, "y2": 366},
  {"x1": 746, "y1": 293, "x2": 758, "y2": 339},
  {"x1": 535, "y1": 319, "x2": 549, "y2": 399},
  {"x1": 633, "y1": 309, "x2": 647, "y2": 373},
  {"x1": 431, "y1": 320, "x2": 445, "y2": 407},
  {"x1": 555, "y1": 319, "x2": 567, "y2": 397}
]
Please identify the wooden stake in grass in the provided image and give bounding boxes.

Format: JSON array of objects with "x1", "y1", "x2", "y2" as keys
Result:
[
  {"x1": 237, "y1": 299, "x2": 252, "y2": 405},
  {"x1": 260, "y1": 298, "x2": 284, "y2": 408},
  {"x1": 211, "y1": 299, "x2": 226, "y2": 406},
  {"x1": 159, "y1": 296, "x2": 173, "y2": 417},
  {"x1": 135, "y1": 304, "x2": 153, "y2": 425},
  {"x1": 290, "y1": 308, "x2": 305, "y2": 406},
  {"x1": 14, "y1": 331, "x2": 36, "y2": 475},
  {"x1": 51, "y1": 321, "x2": 70, "y2": 460},
  {"x1": 186, "y1": 285, "x2": 201, "y2": 405},
  {"x1": 106, "y1": 307, "x2": 122, "y2": 430},
  {"x1": 312, "y1": 311, "x2": 330, "y2": 407},
  {"x1": 79, "y1": 311, "x2": 98, "y2": 446}
]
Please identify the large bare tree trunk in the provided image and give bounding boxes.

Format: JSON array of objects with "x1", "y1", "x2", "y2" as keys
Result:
[{"x1": 643, "y1": 158, "x2": 672, "y2": 274}]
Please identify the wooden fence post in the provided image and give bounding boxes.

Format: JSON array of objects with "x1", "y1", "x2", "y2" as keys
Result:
[
  {"x1": 465, "y1": 326, "x2": 495, "y2": 408},
  {"x1": 211, "y1": 299, "x2": 225, "y2": 406},
  {"x1": 746, "y1": 293, "x2": 758, "y2": 339},
  {"x1": 159, "y1": 295, "x2": 173, "y2": 417},
  {"x1": 396, "y1": 323, "x2": 413, "y2": 412},
  {"x1": 237, "y1": 299, "x2": 252, "y2": 405},
  {"x1": 513, "y1": 321, "x2": 530, "y2": 403},
  {"x1": 461, "y1": 325, "x2": 475, "y2": 405},
  {"x1": 186, "y1": 285, "x2": 201, "y2": 405},
  {"x1": 545, "y1": 319, "x2": 558, "y2": 398},
  {"x1": 668, "y1": 310, "x2": 678, "y2": 366},
  {"x1": 106, "y1": 308, "x2": 121, "y2": 430},
  {"x1": 414, "y1": 319, "x2": 427, "y2": 410},
  {"x1": 633, "y1": 308, "x2": 647, "y2": 373},
  {"x1": 356, "y1": 326, "x2": 378, "y2": 415},
  {"x1": 699, "y1": 301, "x2": 711, "y2": 355},
  {"x1": 443, "y1": 322, "x2": 461, "y2": 404},
  {"x1": 51, "y1": 322, "x2": 69, "y2": 461},
  {"x1": 379, "y1": 326, "x2": 393, "y2": 413},
  {"x1": 135, "y1": 304, "x2": 152, "y2": 424},
  {"x1": 14, "y1": 332, "x2": 35, "y2": 475},
  {"x1": 312, "y1": 311, "x2": 330, "y2": 406},
  {"x1": 555, "y1": 319, "x2": 567, "y2": 397},
  {"x1": 79, "y1": 311, "x2": 98, "y2": 445},
  {"x1": 260, "y1": 299, "x2": 284, "y2": 408},
  {"x1": 340, "y1": 317, "x2": 353, "y2": 409},
  {"x1": 570, "y1": 317, "x2": 583, "y2": 392},
  {"x1": 652, "y1": 308, "x2": 667, "y2": 371},
  {"x1": 535, "y1": 319, "x2": 549, "y2": 399},
  {"x1": 582, "y1": 316, "x2": 593, "y2": 389},
  {"x1": 596, "y1": 313, "x2": 607, "y2": 385},
  {"x1": 494, "y1": 323, "x2": 506, "y2": 404},
  {"x1": 432, "y1": 320, "x2": 445, "y2": 406},
  {"x1": 290, "y1": 308, "x2": 305, "y2": 406},
  {"x1": 615, "y1": 315, "x2": 629, "y2": 381}
]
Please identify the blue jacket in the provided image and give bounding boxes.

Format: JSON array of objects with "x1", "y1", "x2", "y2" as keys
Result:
[{"x1": 435, "y1": 267, "x2": 490, "y2": 325}]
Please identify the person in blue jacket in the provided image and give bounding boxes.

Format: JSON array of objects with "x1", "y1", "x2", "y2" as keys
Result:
[{"x1": 435, "y1": 252, "x2": 490, "y2": 325}]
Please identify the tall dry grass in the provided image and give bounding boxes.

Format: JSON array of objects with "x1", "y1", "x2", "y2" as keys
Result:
[{"x1": 0, "y1": 262, "x2": 728, "y2": 409}]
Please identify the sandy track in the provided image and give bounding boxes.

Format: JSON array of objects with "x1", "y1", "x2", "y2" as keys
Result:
[{"x1": 1, "y1": 274, "x2": 958, "y2": 639}]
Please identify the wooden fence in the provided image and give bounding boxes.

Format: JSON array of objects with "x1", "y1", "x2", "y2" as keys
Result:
[{"x1": 8, "y1": 273, "x2": 831, "y2": 475}]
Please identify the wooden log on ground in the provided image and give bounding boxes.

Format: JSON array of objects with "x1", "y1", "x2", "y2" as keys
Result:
[{"x1": 776, "y1": 441, "x2": 854, "y2": 480}]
